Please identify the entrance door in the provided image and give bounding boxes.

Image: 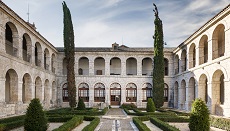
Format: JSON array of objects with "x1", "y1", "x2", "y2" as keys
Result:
[{"x1": 110, "y1": 88, "x2": 121, "y2": 105}]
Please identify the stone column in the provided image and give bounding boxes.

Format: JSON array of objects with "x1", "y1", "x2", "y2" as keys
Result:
[
  {"x1": 105, "y1": 59, "x2": 110, "y2": 76},
  {"x1": 136, "y1": 85, "x2": 142, "y2": 107},
  {"x1": 17, "y1": 80, "x2": 23, "y2": 104},
  {"x1": 195, "y1": 47, "x2": 199, "y2": 67},
  {"x1": 89, "y1": 87, "x2": 94, "y2": 107},
  {"x1": 121, "y1": 59, "x2": 126, "y2": 76},
  {"x1": 137, "y1": 58, "x2": 142, "y2": 76},
  {"x1": 211, "y1": 39, "x2": 218, "y2": 60},
  {"x1": 225, "y1": 29, "x2": 230, "y2": 56},
  {"x1": 105, "y1": 87, "x2": 110, "y2": 106},
  {"x1": 89, "y1": 58, "x2": 94, "y2": 76},
  {"x1": 121, "y1": 84, "x2": 126, "y2": 105},
  {"x1": 31, "y1": 45, "x2": 35, "y2": 65},
  {"x1": 0, "y1": 77, "x2": 6, "y2": 103},
  {"x1": 0, "y1": 23, "x2": 5, "y2": 52},
  {"x1": 211, "y1": 81, "x2": 220, "y2": 114}
]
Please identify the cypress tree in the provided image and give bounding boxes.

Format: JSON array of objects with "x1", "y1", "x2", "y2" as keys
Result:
[
  {"x1": 152, "y1": 3, "x2": 165, "y2": 108},
  {"x1": 62, "y1": 1, "x2": 76, "y2": 109}
]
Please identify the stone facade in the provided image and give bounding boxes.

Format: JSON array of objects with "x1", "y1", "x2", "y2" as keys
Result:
[{"x1": 0, "y1": 1, "x2": 230, "y2": 117}]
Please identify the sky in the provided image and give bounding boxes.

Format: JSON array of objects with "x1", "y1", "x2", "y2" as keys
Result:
[{"x1": 2, "y1": 0, "x2": 229, "y2": 48}]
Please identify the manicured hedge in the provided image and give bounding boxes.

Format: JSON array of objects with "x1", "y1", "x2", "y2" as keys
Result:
[
  {"x1": 120, "y1": 103, "x2": 137, "y2": 109},
  {"x1": 133, "y1": 117, "x2": 151, "y2": 131},
  {"x1": 157, "y1": 116, "x2": 189, "y2": 122},
  {"x1": 210, "y1": 116, "x2": 230, "y2": 130},
  {"x1": 0, "y1": 115, "x2": 25, "y2": 124},
  {"x1": 48, "y1": 115, "x2": 73, "y2": 122},
  {"x1": 53, "y1": 116, "x2": 83, "y2": 131},
  {"x1": 150, "y1": 117, "x2": 180, "y2": 131},
  {"x1": 0, "y1": 115, "x2": 25, "y2": 131},
  {"x1": 82, "y1": 116, "x2": 100, "y2": 131}
]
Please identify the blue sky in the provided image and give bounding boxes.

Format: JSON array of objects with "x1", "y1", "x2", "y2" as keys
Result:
[{"x1": 2, "y1": 0, "x2": 229, "y2": 47}]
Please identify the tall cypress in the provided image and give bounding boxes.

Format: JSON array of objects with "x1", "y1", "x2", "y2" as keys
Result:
[
  {"x1": 152, "y1": 3, "x2": 164, "y2": 108},
  {"x1": 62, "y1": 1, "x2": 76, "y2": 109}
]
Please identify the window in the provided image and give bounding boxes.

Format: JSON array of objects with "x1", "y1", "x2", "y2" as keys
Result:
[
  {"x1": 126, "y1": 83, "x2": 137, "y2": 102},
  {"x1": 94, "y1": 83, "x2": 105, "y2": 102},
  {"x1": 79, "y1": 83, "x2": 89, "y2": 102},
  {"x1": 142, "y1": 83, "x2": 152, "y2": 102},
  {"x1": 164, "y1": 84, "x2": 169, "y2": 102},
  {"x1": 62, "y1": 83, "x2": 68, "y2": 102}
]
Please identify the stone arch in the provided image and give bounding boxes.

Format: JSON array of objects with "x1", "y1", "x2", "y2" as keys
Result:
[
  {"x1": 198, "y1": 74, "x2": 208, "y2": 103},
  {"x1": 44, "y1": 48, "x2": 50, "y2": 70},
  {"x1": 189, "y1": 43, "x2": 196, "y2": 68},
  {"x1": 78, "y1": 57, "x2": 89, "y2": 75},
  {"x1": 5, "y1": 69, "x2": 18, "y2": 104},
  {"x1": 126, "y1": 83, "x2": 137, "y2": 102},
  {"x1": 51, "y1": 53, "x2": 56, "y2": 73},
  {"x1": 164, "y1": 58, "x2": 169, "y2": 76},
  {"x1": 174, "y1": 81, "x2": 179, "y2": 108},
  {"x1": 78, "y1": 83, "x2": 89, "y2": 102},
  {"x1": 181, "y1": 49, "x2": 187, "y2": 72},
  {"x1": 126, "y1": 57, "x2": 137, "y2": 75},
  {"x1": 142, "y1": 57, "x2": 152, "y2": 76},
  {"x1": 110, "y1": 82, "x2": 121, "y2": 88},
  {"x1": 174, "y1": 55, "x2": 179, "y2": 74},
  {"x1": 63, "y1": 57, "x2": 67, "y2": 75},
  {"x1": 179, "y1": 79, "x2": 186, "y2": 110},
  {"x1": 22, "y1": 73, "x2": 32, "y2": 103},
  {"x1": 35, "y1": 42, "x2": 42, "y2": 67},
  {"x1": 199, "y1": 35, "x2": 208, "y2": 64},
  {"x1": 142, "y1": 83, "x2": 152, "y2": 102},
  {"x1": 164, "y1": 83, "x2": 169, "y2": 102},
  {"x1": 22, "y1": 33, "x2": 32, "y2": 62},
  {"x1": 94, "y1": 83, "x2": 105, "y2": 102},
  {"x1": 35, "y1": 76, "x2": 42, "y2": 101},
  {"x1": 52, "y1": 81, "x2": 56, "y2": 104},
  {"x1": 110, "y1": 57, "x2": 121, "y2": 75},
  {"x1": 94, "y1": 57, "x2": 105, "y2": 75},
  {"x1": 5, "y1": 22, "x2": 19, "y2": 56},
  {"x1": 212, "y1": 69, "x2": 225, "y2": 116},
  {"x1": 212, "y1": 24, "x2": 225, "y2": 60}
]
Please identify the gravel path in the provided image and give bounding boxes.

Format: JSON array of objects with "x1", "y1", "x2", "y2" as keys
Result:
[
  {"x1": 72, "y1": 121, "x2": 90, "y2": 131},
  {"x1": 143, "y1": 120, "x2": 162, "y2": 131}
]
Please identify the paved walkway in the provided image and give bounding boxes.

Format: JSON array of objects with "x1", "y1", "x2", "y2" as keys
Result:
[{"x1": 96, "y1": 108, "x2": 136, "y2": 131}]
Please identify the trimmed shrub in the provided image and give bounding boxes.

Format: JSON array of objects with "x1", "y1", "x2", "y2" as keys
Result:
[
  {"x1": 146, "y1": 98, "x2": 156, "y2": 112},
  {"x1": 133, "y1": 117, "x2": 151, "y2": 131},
  {"x1": 82, "y1": 117, "x2": 100, "y2": 131},
  {"x1": 77, "y1": 98, "x2": 86, "y2": 110},
  {"x1": 24, "y1": 98, "x2": 48, "y2": 131},
  {"x1": 120, "y1": 103, "x2": 137, "y2": 109},
  {"x1": 150, "y1": 117, "x2": 180, "y2": 131},
  {"x1": 210, "y1": 116, "x2": 230, "y2": 130},
  {"x1": 189, "y1": 98, "x2": 210, "y2": 131},
  {"x1": 53, "y1": 116, "x2": 83, "y2": 131}
]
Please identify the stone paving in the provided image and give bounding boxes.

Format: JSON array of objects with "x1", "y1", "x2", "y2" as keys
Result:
[{"x1": 96, "y1": 108, "x2": 135, "y2": 131}]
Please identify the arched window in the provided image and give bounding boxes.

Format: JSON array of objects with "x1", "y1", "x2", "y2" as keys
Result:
[
  {"x1": 126, "y1": 58, "x2": 137, "y2": 75},
  {"x1": 79, "y1": 57, "x2": 89, "y2": 75},
  {"x1": 164, "y1": 84, "x2": 169, "y2": 102},
  {"x1": 142, "y1": 83, "x2": 152, "y2": 102},
  {"x1": 174, "y1": 55, "x2": 179, "y2": 74},
  {"x1": 62, "y1": 83, "x2": 68, "y2": 102},
  {"x1": 94, "y1": 83, "x2": 105, "y2": 102},
  {"x1": 110, "y1": 57, "x2": 121, "y2": 75},
  {"x1": 181, "y1": 50, "x2": 187, "y2": 72},
  {"x1": 164, "y1": 58, "x2": 168, "y2": 76},
  {"x1": 79, "y1": 83, "x2": 89, "y2": 102},
  {"x1": 212, "y1": 24, "x2": 225, "y2": 59},
  {"x1": 126, "y1": 83, "x2": 137, "y2": 102}
]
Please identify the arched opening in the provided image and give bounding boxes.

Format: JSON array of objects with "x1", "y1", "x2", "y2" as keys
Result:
[
  {"x1": 78, "y1": 83, "x2": 89, "y2": 102},
  {"x1": 199, "y1": 35, "x2": 208, "y2": 64},
  {"x1": 94, "y1": 83, "x2": 105, "y2": 102},
  {"x1": 35, "y1": 77, "x2": 42, "y2": 101},
  {"x1": 181, "y1": 50, "x2": 187, "y2": 72},
  {"x1": 179, "y1": 80, "x2": 186, "y2": 110},
  {"x1": 78, "y1": 57, "x2": 89, "y2": 75},
  {"x1": 142, "y1": 83, "x2": 152, "y2": 102},
  {"x1": 5, "y1": 69, "x2": 18, "y2": 104},
  {"x1": 198, "y1": 74, "x2": 208, "y2": 103},
  {"x1": 110, "y1": 83, "x2": 121, "y2": 105},
  {"x1": 126, "y1": 57, "x2": 137, "y2": 75},
  {"x1": 51, "y1": 54, "x2": 55, "y2": 73},
  {"x1": 142, "y1": 57, "x2": 152, "y2": 76},
  {"x1": 164, "y1": 58, "x2": 169, "y2": 76},
  {"x1": 174, "y1": 82, "x2": 179, "y2": 108},
  {"x1": 212, "y1": 70, "x2": 224, "y2": 115},
  {"x1": 188, "y1": 77, "x2": 195, "y2": 101},
  {"x1": 110, "y1": 57, "x2": 121, "y2": 75},
  {"x1": 174, "y1": 55, "x2": 179, "y2": 74},
  {"x1": 35, "y1": 42, "x2": 42, "y2": 67},
  {"x1": 62, "y1": 83, "x2": 68, "y2": 102},
  {"x1": 126, "y1": 83, "x2": 137, "y2": 102},
  {"x1": 63, "y1": 58, "x2": 67, "y2": 75},
  {"x1": 52, "y1": 81, "x2": 56, "y2": 105},
  {"x1": 94, "y1": 57, "x2": 105, "y2": 75},
  {"x1": 44, "y1": 79, "x2": 50, "y2": 105},
  {"x1": 22, "y1": 33, "x2": 32, "y2": 62},
  {"x1": 164, "y1": 83, "x2": 169, "y2": 102},
  {"x1": 5, "y1": 22, "x2": 18, "y2": 57},
  {"x1": 189, "y1": 43, "x2": 196, "y2": 68},
  {"x1": 212, "y1": 24, "x2": 225, "y2": 59},
  {"x1": 44, "y1": 48, "x2": 50, "y2": 70},
  {"x1": 22, "y1": 73, "x2": 32, "y2": 103}
]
